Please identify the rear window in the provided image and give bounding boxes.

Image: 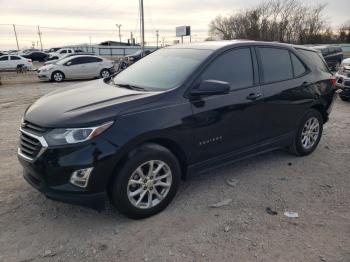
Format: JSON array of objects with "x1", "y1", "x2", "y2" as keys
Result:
[
  {"x1": 297, "y1": 49, "x2": 329, "y2": 73},
  {"x1": 259, "y1": 47, "x2": 293, "y2": 83}
]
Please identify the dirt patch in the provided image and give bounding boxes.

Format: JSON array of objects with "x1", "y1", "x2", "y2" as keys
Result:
[{"x1": 0, "y1": 81, "x2": 349, "y2": 261}]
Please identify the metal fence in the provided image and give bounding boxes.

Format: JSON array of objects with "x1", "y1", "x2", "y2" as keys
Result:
[{"x1": 65, "y1": 44, "x2": 156, "y2": 58}]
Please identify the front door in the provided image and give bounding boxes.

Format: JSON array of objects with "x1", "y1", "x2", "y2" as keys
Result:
[
  {"x1": 64, "y1": 57, "x2": 90, "y2": 79},
  {"x1": 188, "y1": 47, "x2": 264, "y2": 164},
  {"x1": 0, "y1": 55, "x2": 10, "y2": 69}
]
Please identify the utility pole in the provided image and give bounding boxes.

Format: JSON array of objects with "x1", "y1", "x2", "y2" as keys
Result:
[
  {"x1": 156, "y1": 30, "x2": 159, "y2": 48},
  {"x1": 130, "y1": 32, "x2": 134, "y2": 45},
  {"x1": 116, "y1": 24, "x2": 122, "y2": 43},
  {"x1": 37, "y1": 25, "x2": 43, "y2": 50},
  {"x1": 139, "y1": 0, "x2": 145, "y2": 55},
  {"x1": 13, "y1": 24, "x2": 19, "y2": 50}
]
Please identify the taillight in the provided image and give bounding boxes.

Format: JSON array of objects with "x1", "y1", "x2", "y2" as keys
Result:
[
  {"x1": 330, "y1": 76, "x2": 336, "y2": 88},
  {"x1": 27, "y1": 59, "x2": 32, "y2": 63}
]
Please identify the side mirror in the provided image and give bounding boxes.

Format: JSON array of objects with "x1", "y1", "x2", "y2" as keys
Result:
[
  {"x1": 190, "y1": 80, "x2": 230, "y2": 97},
  {"x1": 65, "y1": 61, "x2": 72, "y2": 66}
]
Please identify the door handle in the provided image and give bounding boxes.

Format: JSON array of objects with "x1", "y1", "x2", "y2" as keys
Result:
[{"x1": 246, "y1": 93, "x2": 262, "y2": 100}]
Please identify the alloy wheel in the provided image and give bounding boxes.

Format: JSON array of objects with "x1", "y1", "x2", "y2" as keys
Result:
[
  {"x1": 127, "y1": 160, "x2": 172, "y2": 209},
  {"x1": 53, "y1": 72, "x2": 63, "y2": 82},
  {"x1": 301, "y1": 117, "x2": 320, "y2": 149},
  {"x1": 101, "y1": 70, "x2": 110, "y2": 78}
]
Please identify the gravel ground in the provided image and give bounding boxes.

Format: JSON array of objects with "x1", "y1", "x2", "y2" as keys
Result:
[{"x1": 0, "y1": 74, "x2": 349, "y2": 262}]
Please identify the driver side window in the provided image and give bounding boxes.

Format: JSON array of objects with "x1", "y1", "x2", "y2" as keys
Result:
[{"x1": 201, "y1": 48, "x2": 254, "y2": 90}]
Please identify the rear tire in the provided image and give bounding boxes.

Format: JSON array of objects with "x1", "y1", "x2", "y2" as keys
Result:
[
  {"x1": 289, "y1": 109, "x2": 323, "y2": 156},
  {"x1": 109, "y1": 143, "x2": 181, "y2": 219},
  {"x1": 100, "y1": 69, "x2": 111, "y2": 78}
]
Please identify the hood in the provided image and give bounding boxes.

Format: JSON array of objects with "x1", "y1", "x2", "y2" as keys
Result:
[
  {"x1": 39, "y1": 64, "x2": 56, "y2": 70},
  {"x1": 24, "y1": 79, "x2": 165, "y2": 127},
  {"x1": 43, "y1": 60, "x2": 56, "y2": 65}
]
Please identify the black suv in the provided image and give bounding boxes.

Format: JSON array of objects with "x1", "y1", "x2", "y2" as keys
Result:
[
  {"x1": 18, "y1": 41, "x2": 336, "y2": 219},
  {"x1": 312, "y1": 45, "x2": 343, "y2": 71}
]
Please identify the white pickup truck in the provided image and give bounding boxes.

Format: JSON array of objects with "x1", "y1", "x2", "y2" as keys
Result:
[{"x1": 48, "y1": 48, "x2": 80, "y2": 60}]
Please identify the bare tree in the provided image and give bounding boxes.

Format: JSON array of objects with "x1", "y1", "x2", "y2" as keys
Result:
[
  {"x1": 338, "y1": 21, "x2": 350, "y2": 43},
  {"x1": 209, "y1": 0, "x2": 332, "y2": 44}
]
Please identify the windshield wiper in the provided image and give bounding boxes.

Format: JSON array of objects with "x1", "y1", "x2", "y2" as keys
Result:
[{"x1": 115, "y1": 83, "x2": 147, "y2": 91}]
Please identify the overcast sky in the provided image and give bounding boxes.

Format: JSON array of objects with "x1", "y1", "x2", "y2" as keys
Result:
[{"x1": 0, "y1": 0, "x2": 349, "y2": 50}]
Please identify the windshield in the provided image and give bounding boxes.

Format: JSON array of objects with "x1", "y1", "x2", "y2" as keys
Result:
[{"x1": 113, "y1": 48, "x2": 212, "y2": 91}]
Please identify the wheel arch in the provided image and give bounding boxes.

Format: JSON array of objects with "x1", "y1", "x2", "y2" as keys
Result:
[
  {"x1": 108, "y1": 137, "x2": 188, "y2": 187},
  {"x1": 311, "y1": 103, "x2": 328, "y2": 123}
]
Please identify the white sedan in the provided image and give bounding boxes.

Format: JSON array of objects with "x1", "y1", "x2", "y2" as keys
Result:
[
  {"x1": 37, "y1": 55, "x2": 115, "y2": 82},
  {"x1": 0, "y1": 55, "x2": 33, "y2": 70}
]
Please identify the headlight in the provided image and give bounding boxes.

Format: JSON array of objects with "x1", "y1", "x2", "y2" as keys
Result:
[
  {"x1": 44, "y1": 121, "x2": 114, "y2": 146},
  {"x1": 40, "y1": 65, "x2": 55, "y2": 72}
]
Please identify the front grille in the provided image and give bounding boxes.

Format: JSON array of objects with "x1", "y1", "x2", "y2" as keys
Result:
[
  {"x1": 22, "y1": 121, "x2": 48, "y2": 135},
  {"x1": 19, "y1": 132, "x2": 42, "y2": 159}
]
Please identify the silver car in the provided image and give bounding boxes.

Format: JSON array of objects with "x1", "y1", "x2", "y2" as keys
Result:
[{"x1": 37, "y1": 55, "x2": 114, "y2": 82}]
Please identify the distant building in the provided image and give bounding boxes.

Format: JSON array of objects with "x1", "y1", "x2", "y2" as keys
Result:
[{"x1": 99, "y1": 40, "x2": 139, "y2": 47}]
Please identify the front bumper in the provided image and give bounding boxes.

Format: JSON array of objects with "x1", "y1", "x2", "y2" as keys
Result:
[
  {"x1": 22, "y1": 168, "x2": 107, "y2": 210},
  {"x1": 18, "y1": 131, "x2": 120, "y2": 210},
  {"x1": 37, "y1": 70, "x2": 51, "y2": 81},
  {"x1": 335, "y1": 74, "x2": 350, "y2": 98}
]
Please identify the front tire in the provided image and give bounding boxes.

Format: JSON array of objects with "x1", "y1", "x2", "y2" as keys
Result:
[
  {"x1": 51, "y1": 71, "x2": 64, "y2": 82},
  {"x1": 289, "y1": 109, "x2": 323, "y2": 156},
  {"x1": 109, "y1": 144, "x2": 181, "y2": 219}
]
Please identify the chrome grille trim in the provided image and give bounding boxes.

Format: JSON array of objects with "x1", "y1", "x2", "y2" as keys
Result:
[{"x1": 18, "y1": 128, "x2": 48, "y2": 162}]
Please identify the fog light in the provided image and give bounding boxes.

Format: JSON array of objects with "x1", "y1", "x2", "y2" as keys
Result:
[{"x1": 70, "y1": 168, "x2": 93, "y2": 188}]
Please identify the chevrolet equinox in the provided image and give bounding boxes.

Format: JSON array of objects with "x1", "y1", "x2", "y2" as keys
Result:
[{"x1": 18, "y1": 41, "x2": 336, "y2": 219}]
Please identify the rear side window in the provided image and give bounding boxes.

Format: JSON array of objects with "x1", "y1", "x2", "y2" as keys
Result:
[
  {"x1": 85, "y1": 57, "x2": 103, "y2": 63},
  {"x1": 297, "y1": 49, "x2": 329, "y2": 73},
  {"x1": 10, "y1": 56, "x2": 21, "y2": 60},
  {"x1": 68, "y1": 57, "x2": 87, "y2": 65},
  {"x1": 201, "y1": 48, "x2": 253, "y2": 90},
  {"x1": 290, "y1": 53, "x2": 306, "y2": 77},
  {"x1": 259, "y1": 47, "x2": 293, "y2": 83}
]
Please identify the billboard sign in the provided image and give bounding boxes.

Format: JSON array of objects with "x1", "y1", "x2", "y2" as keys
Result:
[{"x1": 176, "y1": 26, "x2": 191, "y2": 37}]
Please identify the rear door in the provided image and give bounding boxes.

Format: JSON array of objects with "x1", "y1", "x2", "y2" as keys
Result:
[
  {"x1": 189, "y1": 47, "x2": 264, "y2": 163},
  {"x1": 256, "y1": 46, "x2": 310, "y2": 144},
  {"x1": 9, "y1": 56, "x2": 22, "y2": 69},
  {"x1": 84, "y1": 57, "x2": 103, "y2": 77}
]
